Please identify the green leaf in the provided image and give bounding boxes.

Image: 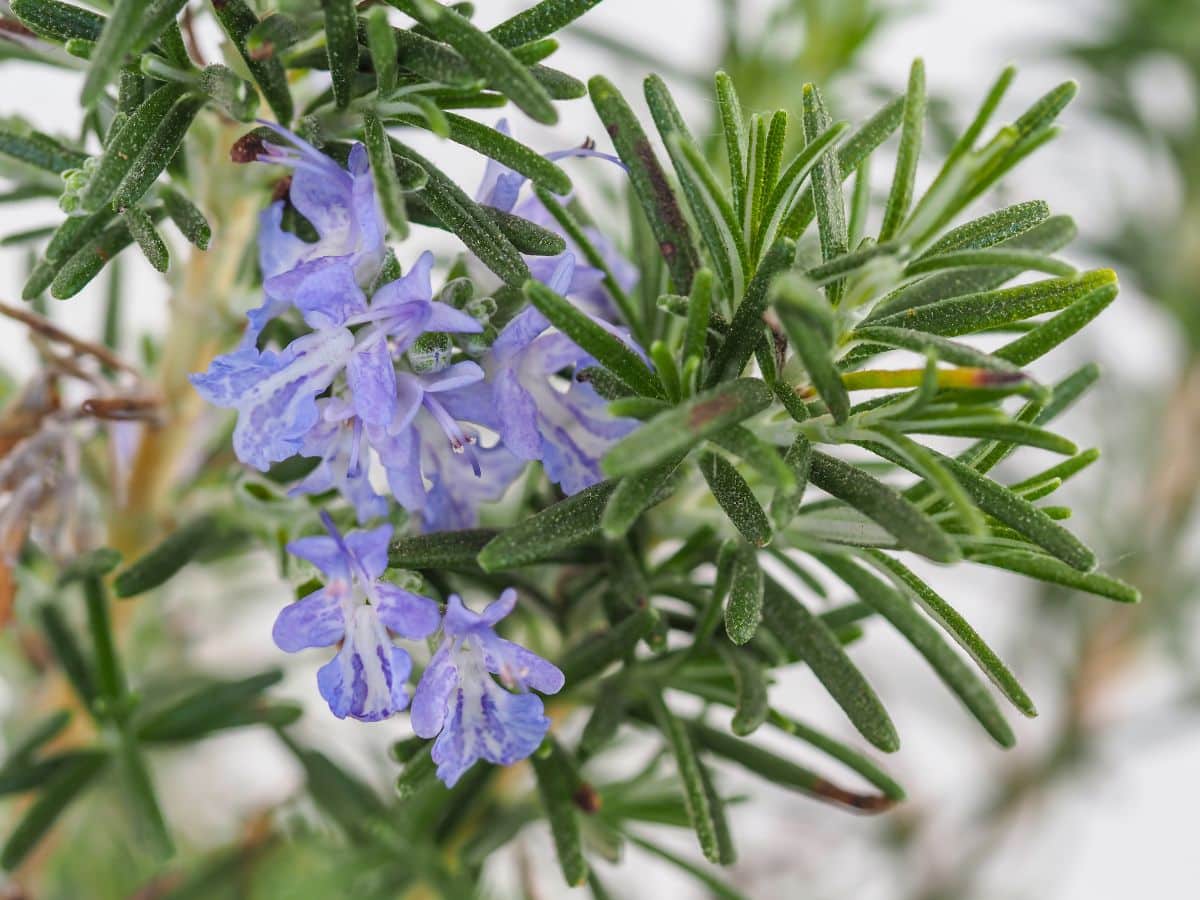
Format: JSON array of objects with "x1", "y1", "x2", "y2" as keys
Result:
[
  {"x1": 111, "y1": 93, "x2": 203, "y2": 211},
  {"x1": 849, "y1": 325, "x2": 1025, "y2": 374},
  {"x1": 56, "y1": 547, "x2": 122, "y2": 586},
  {"x1": 366, "y1": 7, "x2": 399, "y2": 95},
  {"x1": 771, "y1": 271, "x2": 849, "y2": 423},
  {"x1": 525, "y1": 280, "x2": 664, "y2": 398},
  {"x1": 708, "y1": 425, "x2": 795, "y2": 492},
  {"x1": 689, "y1": 720, "x2": 895, "y2": 812},
  {"x1": 479, "y1": 206, "x2": 564, "y2": 254},
  {"x1": 0, "y1": 124, "x2": 88, "y2": 174},
  {"x1": 388, "y1": 528, "x2": 496, "y2": 571},
  {"x1": 11, "y1": 0, "x2": 104, "y2": 44},
  {"x1": 766, "y1": 713, "x2": 905, "y2": 801},
  {"x1": 918, "y1": 200, "x2": 1050, "y2": 258},
  {"x1": 755, "y1": 119, "x2": 847, "y2": 263},
  {"x1": 682, "y1": 267, "x2": 713, "y2": 374},
  {"x1": 82, "y1": 576, "x2": 125, "y2": 710},
  {"x1": 392, "y1": 139, "x2": 529, "y2": 286},
  {"x1": 870, "y1": 269, "x2": 1118, "y2": 338},
  {"x1": 363, "y1": 109, "x2": 409, "y2": 237},
  {"x1": 210, "y1": 0, "x2": 294, "y2": 124},
  {"x1": 761, "y1": 578, "x2": 898, "y2": 752},
  {"x1": 647, "y1": 693, "x2": 733, "y2": 865},
  {"x1": 531, "y1": 739, "x2": 589, "y2": 886},
  {"x1": 1, "y1": 750, "x2": 108, "y2": 871},
  {"x1": 135, "y1": 670, "x2": 285, "y2": 742},
  {"x1": 395, "y1": 0, "x2": 558, "y2": 124},
  {"x1": 878, "y1": 59, "x2": 925, "y2": 241},
  {"x1": 717, "y1": 644, "x2": 768, "y2": 736},
  {"x1": 160, "y1": 187, "x2": 211, "y2": 250},
  {"x1": 863, "y1": 550, "x2": 1035, "y2": 715},
  {"x1": 76, "y1": 84, "x2": 187, "y2": 214},
  {"x1": 322, "y1": 0, "x2": 358, "y2": 109},
  {"x1": 116, "y1": 731, "x2": 173, "y2": 859},
  {"x1": 782, "y1": 94, "x2": 905, "y2": 240},
  {"x1": 922, "y1": 451, "x2": 1094, "y2": 570},
  {"x1": 579, "y1": 673, "x2": 630, "y2": 758},
  {"x1": 403, "y1": 113, "x2": 571, "y2": 195},
  {"x1": 122, "y1": 206, "x2": 169, "y2": 272},
  {"x1": 114, "y1": 515, "x2": 221, "y2": 598},
  {"x1": 965, "y1": 549, "x2": 1138, "y2": 603},
  {"x1": 36, "y1": 603, "x2": 96, "y2": 706},
  {"x1": 51, "y1": 207, "x2": 166, "y2": 298},
  {"x1": 603, "y1": 379, "x2": 773, "y2": 477},
  {"x1": 770, "y1": 435, "x2": 812, "y2": 528},
  {"x1": 819, "y1": 555, "x2": 1013, "y2": 746},
  {"x1": 905, "y1": 248, "x2": 1075, "y2": 279},
  {"x1": 699, "y1": 450, "x2": 772, "y2": 547},
  {"x1": 806, "y1": 450, "x2": 959, "y2": 563},
  {"x1": 723, "y1": 541, "x2": 763, "y2": 646},
  {"x1": 589, "y1": 75, "x2": 699, "y2": 293},
  {"x1": 480, "y1": 479, "x2": 671, "y2": 570},
  {"x1": 559, "y1": 607, "x2": 659, "y2": 685},
  {"x1": 714, "y1": 71, "x2": 747, "y2": 224},
  {"x1": 600, "y1": 457, "x2": 685, "y2": 539},
  {"x1": 489, "y1": 0, "x2": 603, "y2": 47},
  {"x1": 995, "y1": 278, "x2": 1119, "y2": 365},
  {"x1": 644, "y1": 75, "x2": 745, "y2": 302},
  {"x1": 532, "y1": 185, "x2": 642, "y2": 340},
  {"x1": 801, "y1": 83, "x2": 848, "y2": 301},
  {"x1": 707, "y1": 239, "x2": 793, "y2": 385},
  {"x1": 80, "y1": 0, "x2": 151, "y2": 108},
  {"x1": 868, "y1": 214, "x2": 1077, "y2": 322}
]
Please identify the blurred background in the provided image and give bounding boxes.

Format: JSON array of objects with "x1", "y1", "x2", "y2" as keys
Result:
[{"x1": 2, "y1": 0, "x2": 1199, "y2": 897}]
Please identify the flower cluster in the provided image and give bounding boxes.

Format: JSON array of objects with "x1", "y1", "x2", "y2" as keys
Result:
[
  {"x1": 190, "y1": 124, "x2": 640, "y2": 781},
  {"x1": 275, "y1": 514, "x2": 562, "y2": 784},
  {"x1": 192, "y1": 123, "x2": 639, "y2": 531}
]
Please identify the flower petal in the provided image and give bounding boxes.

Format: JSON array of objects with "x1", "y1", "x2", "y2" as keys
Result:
[
  {"x1": 272, "y1": 587, "x2": 345, "y2": 651},
  {"x1": 285, "y1": 534, "x2": 349, "y2": 581},
  {"x1": 374, "y1": 583, "x2": 441, "y2": 639},
  {"x1": 344, "y1": 523, "x2": 392, "y2": 580},
  {"x1": 346, "y1": 335, "x2": 398, "y2": 426},
  {"x1": 264, "y1": 256, "x2": 368, "y2": 330},
  {"x1": 411, "y1": 644, "x2": 458, "y2": 738}
]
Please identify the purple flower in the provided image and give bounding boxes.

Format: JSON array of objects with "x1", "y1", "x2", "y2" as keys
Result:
[
  {"x1": 273, "y1": 514, "x2": 440, "y2": 722},
  {"x1": 478, "y1": 302, "x2": 639, "y2": 496},
  {"x1": 370, "y1": 362, "x2": 526, "y2": 532},
  {"x1": 243, "y1": 123, "x2": 386, "y2": 347},
  {"x1": 192, "y1": 252, "x2": 481, "y2": 471},
  {"x1": 411, "y1": 589, "x2": 564, "y2": 787},
  {"x1": 288, "y1": 398, "x2": 389, "y2": 524},
  {"x1": 474, "y1": 119, "x2": 636, "y2": 320}
]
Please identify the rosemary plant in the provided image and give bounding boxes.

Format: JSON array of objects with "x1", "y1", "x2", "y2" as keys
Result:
[{"x1": 0, "y1": 0, "x2": 1138, "y2": 896}]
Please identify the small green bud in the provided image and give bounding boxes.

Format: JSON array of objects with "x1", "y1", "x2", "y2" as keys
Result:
[
  {"x1": 408, "y1": 332, "x2": 453, "y2": 373},
  {"x1": 438, "y1": 276, "x2": 474, "y2": 308}
]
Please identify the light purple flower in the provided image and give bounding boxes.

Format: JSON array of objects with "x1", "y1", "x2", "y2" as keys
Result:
[
  {"x1": 192, "y1": 253, "x2": 481, "y2": 471},
  {"x1": 474, "y1": 119, "x2": 636, "y2": 321},
  {"x1": 241, "y1": 123, "x2": 386, "y2": 347},
  {"x1": 273, "y1": 514, "x2": 440, "y2": 722},
  {"x1": 476, "y1": 299, "x2": 639, "y2": 496},
  {"x1": 369, "y1": 361, "x2": 526, "y2": 532},
  {"x1": 411, "y1": 589, "x2": 564, "y2": 787},
  {"x1": 288, "y1": 398, "x2": 389, "y2": 524}
]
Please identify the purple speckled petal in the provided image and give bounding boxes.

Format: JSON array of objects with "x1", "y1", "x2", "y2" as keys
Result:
[
  {"x1": 285, "y1": 534, "x2": 350, "y2": 581},
  {"x1": 411, "y1": 644, "x2": 458, "y2": 738},
  {"x1": 343, "y1": 523, "x2": 392, "y2": 580},
  {"x1": 421, "y1": 361, "x2": 485, "y2": 394},
  {"x1": 263, "y1": 256, "x2": 368, "y2": 330},
  {"x1": 373, "y1": 583, "x2": 441, "y2": 639},
  {"x1": 429, "y1": 677, "x2": 551, "y2": 787},
  {"x1": 479, "y1": 633, "x2": 565, "y2": 694},
  {"x1": 372, "y1": 251, "x2": 434, "y2": 310},
  {"x1": 426, "y1": 302, "x2": 484, "y2": 334},
  {"x1": 272, "y1": 587, "x2": 345, "y2": 651},
  {"x1": 479, "y1": 588, "x2": 517, "y2": 627},
  {"x1": 233, "y1": 330, "x2": 354, "y2": 470},
  {"x1": 258, "y1": 201, "x2": 313, "y2": 281},
  {"x1": 346, "y1": 335, "x2": 398, "y2": 426},
  {"x1": 317, "y1": 606, "x2": 411, "y2": 721}
]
